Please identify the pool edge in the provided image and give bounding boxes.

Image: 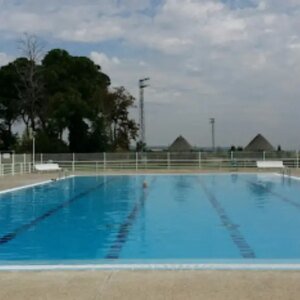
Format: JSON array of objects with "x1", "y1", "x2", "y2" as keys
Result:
[
  {"x1": 0, "y1": 175, "x2": 75, "y2": 195},
  {"x1": 2, "y1": 263, "x2": 300, "y2": 271}
]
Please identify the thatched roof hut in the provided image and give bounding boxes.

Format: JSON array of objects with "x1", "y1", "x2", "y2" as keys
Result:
[
  {"x1": 169, "y1": 135, "x2": 192, "y2": 152},
  {"x1": 245, "y1": 134, "x2": 274, "y2": 151}
]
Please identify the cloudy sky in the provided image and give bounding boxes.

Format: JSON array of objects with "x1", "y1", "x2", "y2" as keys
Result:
[{"x1": 0, "y1": 0, "x2": 300, "y2": 149}]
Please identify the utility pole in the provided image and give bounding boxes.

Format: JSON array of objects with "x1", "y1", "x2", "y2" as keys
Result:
[
  {"x1": 210, "y1": 118, "x2": 215, "y2": 151},
  {"x1": 139, "y1": 77, "x2": 150, "y2": 150}
]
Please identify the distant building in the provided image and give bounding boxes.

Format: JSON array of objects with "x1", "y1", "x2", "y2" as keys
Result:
[
  {"x1": 169, "y1": 135, "x2": 193, "y2": 152},
  {"x1": 245, "y1": 134, "x2": 274, "y2": 151}
]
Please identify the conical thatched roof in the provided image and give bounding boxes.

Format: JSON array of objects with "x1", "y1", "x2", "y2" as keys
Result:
[
  {"x1": 169, "y1": 135, "x2": 192, "y2": 152},
  {"x1": 245, "y1": 134, "x2": 274, "y2": 151}
]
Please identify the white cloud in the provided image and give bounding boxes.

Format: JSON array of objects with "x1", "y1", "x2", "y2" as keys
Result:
[
  {"x1": 0, "y1": 52, "x2": 13, "y2": 66},
  {"x1": 258, "y1": 1, "x2": 267, "y2": 11},
  {"x1": 288, "y1": 35, "x2": 300, "y2": 50},
  {"x1": 1, "y1": 0, "x2": 300, "y2": 148},
  {"x1": 90, "y1": 52, "x2": 120, "y2": 70},
  {"x1": 202, "y1": 15, "x2": 247, "y2": 45}
]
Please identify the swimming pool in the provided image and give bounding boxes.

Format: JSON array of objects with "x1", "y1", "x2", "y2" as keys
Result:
[{"x1": 1, "y1": 173, "x2": 300, "y2": 269}]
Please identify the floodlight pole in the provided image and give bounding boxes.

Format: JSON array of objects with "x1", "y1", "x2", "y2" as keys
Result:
[
  {"x1": 210, "y1": 118, "x2": 215, "y2": 151},
  {"x1": 139, "y1": 77, "x2": 150, "y2": 150}
]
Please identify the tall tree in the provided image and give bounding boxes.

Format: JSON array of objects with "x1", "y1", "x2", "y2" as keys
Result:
[
  {"x1": 102, "y1": 87, "x2": 138, "y2": 150},
  {"x1": 0, "y1": 62, "x2": 21, "y2": 149},
  {"x1": 15, "y1": 34, "x2": 45, "y2": 134},
  {"x1": 42, "y1": 49, "x2": 111, "y2": 152},
  {"x1": 0, "y1": 43, "x2": 139, "y2": 153}
]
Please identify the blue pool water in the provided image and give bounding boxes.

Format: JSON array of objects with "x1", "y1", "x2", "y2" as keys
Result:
[{"x1": 1, "y1": 173, "x2": 300, "y2": 263}]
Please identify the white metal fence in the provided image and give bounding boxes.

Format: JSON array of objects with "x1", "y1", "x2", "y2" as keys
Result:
[{"x1": 0, "y1": 151, "x2": 299, "y2": 176}]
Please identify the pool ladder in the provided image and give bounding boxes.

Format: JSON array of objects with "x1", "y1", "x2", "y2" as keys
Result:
[
  {"x1": 281, "y1": 168, "x2": 292, "y2": 184},
  {"x1": 58, "y1": 168, "x2": 70, "y2": 179},
  {"x1": 281, "y1": 167, "x2": 291, "y2": 177}
]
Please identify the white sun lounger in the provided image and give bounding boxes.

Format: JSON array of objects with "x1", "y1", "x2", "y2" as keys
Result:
[
  {"x1": 34, "y1": 163, "x2": 61, "y2": 172},
  {"x1": 256, "y1": 161, "x2": 284, "y2": 168}
]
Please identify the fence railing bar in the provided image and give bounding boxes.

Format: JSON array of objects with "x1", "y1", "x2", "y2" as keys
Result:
[{"x1": 0, "y1": 152, "x2": 299, "y2": 176}]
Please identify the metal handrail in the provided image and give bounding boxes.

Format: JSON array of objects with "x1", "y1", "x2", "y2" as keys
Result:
[{"x1": 0, "y1": 156, "x2": 298, "y2": 176}]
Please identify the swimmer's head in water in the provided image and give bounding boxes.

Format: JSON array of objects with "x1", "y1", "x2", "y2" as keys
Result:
[{"x1": 143, "y1": 181, "x2": 148, "y2": 188}]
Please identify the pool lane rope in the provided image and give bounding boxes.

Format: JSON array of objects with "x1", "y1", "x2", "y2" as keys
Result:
[
  {"x1": 0, "y1": 178, "x2": 115, "y2": 246},
  {"x1": 198, "y1": 179, "x2": 256, "y2": 259},
  {"x1": 106, "y1": 178, "x2": 156, "y2": 259}
]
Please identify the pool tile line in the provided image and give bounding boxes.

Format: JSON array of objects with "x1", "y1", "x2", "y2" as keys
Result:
[
  {"x1": 0, "y1": 179, "x2": 115, "y2": 246},
  {"x1": 198, "y1": 180, "x2": 256, "y2": 259},
  {"x1": 106, "y1": 178, "x2": 156, "y2": 259},
  {"x1": 3, "y1": 262, "x2": 300, "y2": 271}
]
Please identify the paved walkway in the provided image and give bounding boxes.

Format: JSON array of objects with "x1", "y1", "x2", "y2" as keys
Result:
[
  {"x1": 1, "y1": 270, "x2": 300, "y2": 300},
  {"x1": 0, "y1": 173, "x2": 59, "y2": 191},
  {"x1": 0, "y1": 171, "x2": 300, "y2": 299}
]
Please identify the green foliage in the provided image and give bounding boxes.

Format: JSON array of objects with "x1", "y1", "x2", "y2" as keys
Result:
[
  {"x1": 229, "y1": 145, "x2": 243, "y2": 152},
  {"x1": 0, "y1": 47, "x2": 138, "y2": 152},
  {"x1": 0, "y1": 125, "x2": 18, "y2": 150},
  {"x1": 103, "y1": 87, "x2": 139, "y2": 151},
  {"x1": 88, "y1": 117, "x2": 109, "y2": 152},
  {"x1": 136, "y1": 141, "x2": 147, "y2": 152},
  {"x1": 35, "y1": 131, "x2": 69, "y2": 153},
  {"x1": 16, "y1": 130, "x2": 31, "y2": 152},
  {"x1": 0, "y1": 62, "x2": 21, "y2": 149}
]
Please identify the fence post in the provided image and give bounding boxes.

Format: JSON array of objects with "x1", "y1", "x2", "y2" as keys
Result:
[
  {"x1": 103, "y1": 152, "x2": 106, "y2": 170},
  {"x1": 23, "y1": 154, "x2": 26, "y2": 173},
  {"x1": 231, "y1": 151, "x2": 234, "y2": 161},
  {"x1": 40, "y1": 153, "x2": 43, "y2": 163},
  {"x1": 96, "y1": 161, "x2": 98, "y2": 173},
  {"x1": 297, "y1": 150, "x2": 299, "y2": 169},
  {"x1": 263, "y1": 151, "x2": 266, "y2": 161},
  {"x1": 198, "y1": 152, "x2": 201, "y2": 169},
  {"x1": 167, "y1": 152, "x2": 170, "y2": 169},
  {"x1": 136, "y1": 152, "x2": 138, "y2": 171},
  {"x1": 12, "y1": 153, "x2": 15, "y2": 176},
  {"x1": 72, "y1": 153, "x2": 75, "y2": 173}
]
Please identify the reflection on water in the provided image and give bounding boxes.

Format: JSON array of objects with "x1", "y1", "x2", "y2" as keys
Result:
[
  {"x1": 247, "y1": 177, "x2": 275, "y2": 209},
  {"x1": 248, "y1": 181, "x2": 274, "y2": 196},
  {"x1": 173, "y1": 176, "x2": 192, "y2": 202},
  {"x1": 211, "y1": 175, "x2": 216, "y2": 186},
  {"x1": 281, "y1": 175, "x2": 292, "y2": 187},
  {"x1": 231, "y1": 174, "x2": 238, "y2": 183}
]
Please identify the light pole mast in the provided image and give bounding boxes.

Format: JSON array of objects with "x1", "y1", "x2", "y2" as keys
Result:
[
  {"x1": 210, "y1": 118, "x2": 215, "y2": 151},
  {"x1": 139, "y1": 77, "x2": 150, "y2": 149}
]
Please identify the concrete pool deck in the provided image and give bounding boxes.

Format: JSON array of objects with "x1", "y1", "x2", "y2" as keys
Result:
[
  {"x1": 1, "y1": 270, "x2": 300, "y2": 300},
  {"x1": 1, "y1": 170, "x2": 300, "y2": 299}
]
